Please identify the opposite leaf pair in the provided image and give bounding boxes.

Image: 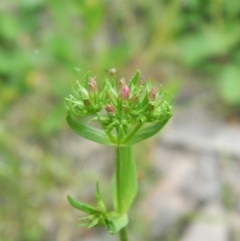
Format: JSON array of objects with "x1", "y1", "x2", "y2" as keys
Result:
[
  {"x1": 65, "y1": 70, "x2": 173, "y2": 146},
  {"x1": 68, "y1": 183, "x2": 128, "y2": 234}
]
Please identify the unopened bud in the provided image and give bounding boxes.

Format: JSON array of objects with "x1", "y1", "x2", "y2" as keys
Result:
[
  {"x1": 83, "y1": 99, "x2": 92, "y2": 107},
  {"x1": 138, "y1": 115, "x2": 147, "y2": 123},
  {"x1": 149, "y1": 87, "x2": 156, "y2": 101},
  {"x1": 108, "y1": 68, "x2": 116, "y2": 75},
  {"x1": 119, "y1": 77, "x2": 126, "y2": 90},
  {"x1": 148, "y1": 103, "x2": 155, "y2": 111},
  {"x1": 106, "y1": 104, "x2": 115, "y2": 113},
  {"x1": 78, "y1": 86, "x2": 89, "y2": 99},
  {"x1": 88, "y1": 77, "x2": 97, "y2": 94},
  {"x1": 123, "y1": 105, "x2": 129, "y2": 114},
  {"x1": 130, "y1": 94, "x2": 139, "y2": 105},
  {"x1": 120, "y1": 85, "x2": 129, "y2": 101}
]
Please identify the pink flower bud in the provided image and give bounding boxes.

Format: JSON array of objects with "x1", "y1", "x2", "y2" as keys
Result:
[
  {"x1": 88, "y1": 77, "x2": 97, "y2": 94},
  {"x1": 106, "y1": 104, "x2": 115, "y2": 113},
  {"x1": 149, "y1": 87, "x2": 156, "y2": 101},
  {"x1": 120, "y1": 85, "x2": 129, "y2": 101}
]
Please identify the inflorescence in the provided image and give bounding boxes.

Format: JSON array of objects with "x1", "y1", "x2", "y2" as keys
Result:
[{"x1": 65, "y1": 70, "x2": 172, "y2": 140}]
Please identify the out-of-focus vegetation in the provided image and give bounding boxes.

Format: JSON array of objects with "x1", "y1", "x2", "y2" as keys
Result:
[{"x1": 1, "y1": 0, "x2": 240, "y2": 240}]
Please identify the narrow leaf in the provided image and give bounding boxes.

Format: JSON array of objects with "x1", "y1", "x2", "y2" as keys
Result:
[
  {"x1": 67, "y1": 114, "x2": 114, "y2": 145},
  {"x1": 129, "y1": 70, "x2": 140, "y2": 88},
  {"x1": 67, "y1": 195, "x2": 95, "y2": 214},
  {"x1": 84, "y1": 71, "x2": 90, "y2": 89},
  {"x1": 95, "y1": 182, "x2": 106, "y2": 212},
  {"x1": 88, "y1": 217, "x2": 99, "y2": 228},
  {"x1": 124, "y1": 119, "x2": 170, "y2": 146}
]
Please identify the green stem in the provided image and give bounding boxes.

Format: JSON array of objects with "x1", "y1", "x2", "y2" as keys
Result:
[
  {"x1": 119, "y1": 226, "x2": 128, "y2": 241},
  {"x1": 115, "y1": 146, "x2": 138, "y2": 241},
  {"x1": 121, "y1": 123, "x2": 143, "y2": 145},
  {"x1": 116, "y1": 145, "x2": 124, "y2": 212},
  {"x1": 97, "y1": 115, "x2": 117, "y2": 144},
  {"x1": 115, "y1": 146, "x2": 137, "y2": 213},
  {"x1": 116, "y1": 146, "x2": 129, "y2": 241}
]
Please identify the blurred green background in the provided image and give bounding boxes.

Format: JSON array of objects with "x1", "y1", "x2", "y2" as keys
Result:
[{"x1": 1, "y1": 0, "x2": 240, "y2": 240}]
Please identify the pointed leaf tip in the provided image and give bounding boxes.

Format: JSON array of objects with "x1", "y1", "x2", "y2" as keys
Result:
[
  {"x1": 129, "y1": 69, "x2": 141, "y2": 88},
  {"x1": 67, "y1": 194, "x2": 95, "y2": 214},
  {"x1": 67, "y1": 114, "x2": 114, "y2": 145}
]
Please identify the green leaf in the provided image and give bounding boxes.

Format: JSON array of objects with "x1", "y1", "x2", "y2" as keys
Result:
[
  {"x1": 112, "y1": 146, "x2": 138, "y2": 212},
  {"x1": 129, "y1": 69, "x2": 140, "y2": 88},
  {"x1": 95, "y1": 182, "x2": 106, "y2": 212},
  {"x1": 124, "y1": 119, "x2": 170, "y2": 146},
  {"x1": 67, "y1": 114, "x2": 114, "y2": 145},
  {"x1": 88, "y1": 217, "x2": 99, "y2": 228},
  {"x1": 106, "y1": 212, "x2": 128, "y2": 234},
  {"x1": 219, "y1": 66, "x2": 240, "y2": 104},
  {"x1": 84, "y1": 71, "x2": 90, "y2": 89},
  {"x1": 67, "y1": 195, "x2": 96, "y2": 214}
]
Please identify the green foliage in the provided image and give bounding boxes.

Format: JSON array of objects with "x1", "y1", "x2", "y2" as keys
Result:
[
  {"x1": 218, "y1": 66, "x2": 240, "y2": 105},
  {"x1": 176, "y1": 0, "x2": 240, "y2": 105},
  {"x1": 67, "y1": 183, "x2": 129, "y2": 234},
  {"x1": 0, "y1": 130, "x2": 73, "y2": 241},
  {"x1": 1, "y1": 0, "x2": 240, "y2": 240},
  {"x1": 1, "y1": 0, "x2": 240, "y2": 115}
]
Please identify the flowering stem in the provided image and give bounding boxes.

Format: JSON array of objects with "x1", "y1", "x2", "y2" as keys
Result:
[
  {"x1": 65, "y1": 70, "x2": 173, "y2": 238},
  {"x1": 116, "y1": 146, "x2": 122, "y2": 212},
  {"x1": 115, "y1": 145, "x2": 138, "y2": 241},
  {"x1": 116, "y1": 146, "x2": 132, "y2": 241},
  {"x1": 115, "y1": 146, "x2": 137, "y2": 213}
]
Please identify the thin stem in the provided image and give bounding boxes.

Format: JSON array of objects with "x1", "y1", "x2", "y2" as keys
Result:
[
  {"x1": 115, "y1": 146, "x2": 137, "y2": 213},
  {"x1": 106, "y1": 130, "x2": 117, "y2": 144},
  {"x1": 121, "y1": 123, "x2": 143, "y2": 144},
  {"x1": 97, "y1": 115, "x2": 117, "y2": 144},
  {"x1": 116, "y1": 146, "x2": 129, "y2": 241},
  {"x1": 115, "y1": 146, "x2": 137, "y2": 241},
  {"x1": 116, "y1": 145, "x2": 123, "y2": 212}
]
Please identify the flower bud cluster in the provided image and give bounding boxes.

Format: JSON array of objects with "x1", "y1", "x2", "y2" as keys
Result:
[
  {"x1": 65, "y1": 71, "x2": 172, "y2": 135},
  {"x1": 65, "y1": 78, "x2": 101, "y2": 117}
]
